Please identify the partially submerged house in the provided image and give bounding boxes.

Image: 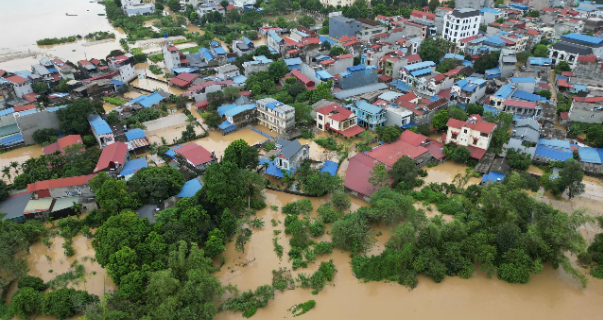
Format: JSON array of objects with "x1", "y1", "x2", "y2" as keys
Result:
[
  {"x1": 43, "y1": 135, "x2": 83, "y2": 155},
  {"x1": 262, "y1": 139, "x2": 309, "y2": 178},
  {"x1": 167, "y1": 143, "x2": 215, "y2": 171},
  {"x1": 444, "y1": 115, "x2": 497, "y2": 160},
  {"x1": 344, "y1": 153, "x2": 392, "y2": 201},
  {"x1": 87, "y1": 114, "x2": 114, "y2": 148}
]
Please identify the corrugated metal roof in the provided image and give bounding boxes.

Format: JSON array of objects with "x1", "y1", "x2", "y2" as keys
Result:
[
  {"x1": 217, "y1": 103, "x2": 237, "y2": 116},
  {"x1": 510, "y1": 77, "x2": 536, "y2": 83},
  {"x1": 561, "y1": 33, "x2": 603, "y2": 46},
  {"x1": 224, "y1": 104, "x2": 255, "y2": 117},
  {"x1": 27, "y1": 174, "x2": 96, "y2": 193},
  {"x1": 332, "y1": 83, "x2": 388, "y2": 99},
  {"x1": 284, "y1": 57, "x2": 303, "y2": 66},
  {"x1": 512, "y1": 90, "x2": 546, "y2": 102},
  {"x1": 320, "y1": 160, "x2": 339, "y2": 176},
  {"x1": 493, "y1": 84, "x2": 514, "y2": 99},
  {"x1": 46, "y1": 105, "x2": 68, "y2": 112},
  {"x1": 404, "y1": 61, "x2": 436, "y2": 72},
  {"x1": 51, "y1": 196, "x2": 81, "y2": 212},
  {"x1": 0, "y1": 108, "x2": 15, "y2": 116},
  {"x1": 355, "y1": 100, "x2": 383, "y2": 115},
  {"x1": 120, "y1": 157, "x2": 148, "y2": 177},
  {"x1": 125, "y1": 128, "x2": 146, "y2": 141},
  {"x1": 94, "y1": 142, "x2": 128, "y2": 172},
  {"x1": 578, "y1": 147, "x2": 602, "y2": 164},
  {"x1": 481, "y1": 171, "x2": 505, "y2": 183},
  {"x1": 176, "y1": 178, "x2": 203, "y2": 198},
  {"x1": 87, "y1": 114, "x2": 112, "y2": 135}
]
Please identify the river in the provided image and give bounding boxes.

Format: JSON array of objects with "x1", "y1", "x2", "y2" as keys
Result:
[{"x1": 0, "y1": 0, "x2": 125, "y2": 71}]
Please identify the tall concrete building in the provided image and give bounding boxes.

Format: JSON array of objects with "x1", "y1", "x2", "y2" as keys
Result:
[{"x1": 443, "y1": 8, "x2": 481, "y2": 46}]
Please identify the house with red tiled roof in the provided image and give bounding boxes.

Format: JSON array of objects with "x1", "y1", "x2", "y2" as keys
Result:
[
  {"x1": 289, "y1": 69, "x2": 316, "y2": 90},
  {"x1": 444, "y1": 115, "x2": 497, "y2": 160},
  {"x1": 365, "y1": 132, "x2": 433, "y2": 167},
  {"x1": 169, "y1": 72, "x2": 199, "y2": 88},
  {"x1": 94, "y1": 142, "x2": 129, "y2": 173},
  {"x1": 410, "y1": 10, "x2": 435, "y2": 21},
  {"x1": 4, "y1": 75, "x2": 33, "y2": 98},
  {"x1": 27, "y1": 174, "x2": 96, "y2": 199},
  {"x1": 43, "y1": 135, "x2": 84, "y2": 155},
  {"x1": 172, "y1": 143, "x2": 215, "y2": 170},
  {"x1": 344, "y1": 152, "x2": 393, "y2": 201},
  {"x1": 315, "y1": 103, "x2": 364, "y2": 138},
  {"x1": 107, "y1": 54, "x2": 136, "y2": 82}
]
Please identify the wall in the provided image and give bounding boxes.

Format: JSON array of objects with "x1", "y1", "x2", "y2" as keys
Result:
[
  {"x1": 569, "y1": 107, "x2": 603, "y2": 124},
  {"x1": 16, "y1": 110, "x2": 61, "y2": 145},
  {"x1": 329, "y1": 57, "x2": 354, "y2": 75},
  {"x1": 384, "y1": 107, "x2": 413, "y2": 127},
  {"x1": 339, "y1": 68, "x2": 378, "y2": 90},
  {"x1": 329, "y1": 17, "x2": 362, "y2": 40},
  {"x1": 229, "y1": 109, "x2": 257, "y2": 127},
  {"x1": 244, "y1": 63, "x2": 271, "y2": 76}
]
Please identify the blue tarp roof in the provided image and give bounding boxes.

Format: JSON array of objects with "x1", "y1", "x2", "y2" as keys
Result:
[
  {"x1": 120, "y1": 157, "x2": 148, "y2": 176},
  {"x1": 231, "y1": 75, "x2": 247, "y2": 86},
  {"x1": 217, "y1": 103, "x2": 237, "y2": 116},
  {"x1": 484, "y1": 36, "x2": 505, "y2": 47},
  {"x1": 319, "y1": 36, "x2": 338, "y2": 44},
  {"x1": 578, "y1": 147, "x2": 603, "y2": 164},
  {"x1": 283, "y1": 57, "x2": 303, "y2": 66},
  {"x1": 136, "y1": 92, "x2": 165, "y2": 108},
  {"x1": 227, "y1": 57, "x2": 236, "y2": 62},
  {"x1": 242, "y1": 37, "x2": 253, "y2": 46},
  {"x1": 347, "y1": 65, "x2": 366, "y2": 72},
  {"x1": 494, "y1": 84, "x2": 514, "y2": 99},
  {"x1": 165, "y1": 145, "x2": 184, "y2": 159},
  {"x1": 87, "y1": 114, "x2": 112, "y2": 135},
  {"x1": 210, "y1": 40, "x2": 220, "y2": 46},
  {"x1": 316, "y1": 70, "x2": 334, "y2": 80},
  {"x1": 199, "y1": 48, "x2": 214, "y2": 61},
  {"x1": 0, "y1": 134, "x2": 24, "y2": 146},
  {"x1": 402, "y1": 122, "x2": 416, "y2": 129},
  {"x1": 354, "y1": 100, "x2": 383, "y2": 115},
  {"x1": 125, "y1": 128, "x2": 146, "y2": 141},
  {"x1": 512, "y1": 90, "x2": 548, "y2": 102},
  {"x1": 0, "y1": 108, "x2": 15, "y2": 117},
  {"x1": 561, "y1": 33, "x2": 603, "y2": 46},
  {"x1": 264, "y1": 162, "x2": 295, "y2": 178},
  {"x1": 315, "y1": 55, "x2": 331, "y2": 62},
  {"x1": 454, "y1": 79, "x2": 468, "y2": 87},
  {"x1": 510, "y1": 77, "x2": 536, "y2": 83},
  {"x1": 443, "y1": 53, "x2": 465, "y2": 60},
  {"x1": 485, "y1": 67, "x2": 501, "y2": 79},
  {"x1": 535, "y1": 138, "x2": 573, "y2": 161},
  {"x1": 46, "y1": 105, "x2": 68, "y2": 112},
  {"x1": 176, "y1": 178, "x2": 203, "y2": 198},
  {"x1": 529, "y1": 57, "x2": 552, "y2": 66},
  {"x1": 410, "y1": 68, "x2": 431, "y2": 77},
  {"x1": 404, "y1": 61, "x2": 435, "y2": 72},
  {"x1": 481, "y1": 171, "x2": 505, "y2": 183},
  {"x1": 463, "y1": 84, "x2": 477, "y2": 92},
  {"x1": 320, "y1": 160, "x2": 339, "y2": 176},
  {"x1": 110, "y1": 80, "x2": 126, "y2": 86},
  {"x1": 224, "y1": 104, "x2": 256, "y2": 117}
]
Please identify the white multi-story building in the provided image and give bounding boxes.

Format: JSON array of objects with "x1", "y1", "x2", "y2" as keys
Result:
[
  {"x1": 107, "y1": 54, "x2": 136, "y2": 82},
  {"x1": 443, "y1": 8, "x2": 481, "y2": 46},
  {"x1": 162, "y1": 41, "x2": 182, "y2": 71},
  {"x1": 5, "y1": 75, "x2": 33, "y2": 98},
  {"x1": 256, "y1": 98, "x2": 295, "y2": 134},
  {"x1": 445, "y1": 115, "x2": 497, "y2": 152}
]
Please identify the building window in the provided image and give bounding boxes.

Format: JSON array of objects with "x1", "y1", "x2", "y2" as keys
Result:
[
  {"x1": 451, "y1": 133, "x2": 458, "y2": 139},
  {"x1": 463, "y1": 129, "x2": 468, "y2": 134},
  {"x1": 318, "y1": 115, "x2": 323, "y2": 120},
  {"x1": 480, "y1": 132, "x2": 488, "y2": 137}
]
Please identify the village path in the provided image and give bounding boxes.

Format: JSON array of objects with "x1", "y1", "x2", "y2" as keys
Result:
[{"x1": 549, "y1": 70, "x2": 558, "y2": 104}]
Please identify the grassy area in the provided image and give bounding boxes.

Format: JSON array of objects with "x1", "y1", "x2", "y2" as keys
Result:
[
  {"x1": 103, "y1": 97, "x2": 127, "y2": 106},
  {"x1": 148, "y1": 53, "x2": 164, "y2": 63},
  {"x1": 149, "y1": 65, "x2": 163, "y2": 75},
  {"x1": 180, "y1": 45, "x2": 204, "y2": 54}
]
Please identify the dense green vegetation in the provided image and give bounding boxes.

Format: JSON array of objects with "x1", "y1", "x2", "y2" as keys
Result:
[
  {"x1": 37, "y1": 35, "x2": 78, "y2": 45},
  {"x1": 84, "y1": 31, "x2": 116, "y2": 41}
]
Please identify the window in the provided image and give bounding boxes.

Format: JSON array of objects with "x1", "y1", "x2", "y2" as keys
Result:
[
  {"x1": 463, "y1": 129, "x2": 468, "y2": 134},
  {"x1": 451, "y1": 133, "x2": 458, "y2": 139},
  {"x1": 318, "y1": 115, "x2": 323, "y2": 120},
  {"x1": 473, "y1": 138, "x2": 478, "y2": 145}
]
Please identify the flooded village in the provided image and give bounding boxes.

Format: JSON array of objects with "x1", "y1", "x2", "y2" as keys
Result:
[{"x1": 2, "y1": 0, "x2": 603, "y2": 319}]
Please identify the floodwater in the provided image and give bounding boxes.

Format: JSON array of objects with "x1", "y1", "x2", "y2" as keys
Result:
[
  {"x1": 214, "y1": 186, "x2": 603, "y2": 320},
  {"x1": 130, "y1": 77, "x2": 183, "y2": 95},
  {"x1": 0, "y1": 144, "x2": 44, "y2": 184},
  {"x1": 0, "y1": 0, "x2": 124, "y2": 71},
  {"x1": 422, "y1": 161, "x2": 482, "y2": 185},
  {"x1": 191, "y1": 129, "x2": 268, "y2": 160}
]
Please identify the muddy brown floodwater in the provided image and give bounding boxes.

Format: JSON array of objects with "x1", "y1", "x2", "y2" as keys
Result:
[
  {"x1": 215, "y1": 188, "x2": 603, "y2": 320},
  {"x1": 0, "y1": 144, "x2": 44, "y2": 184}
]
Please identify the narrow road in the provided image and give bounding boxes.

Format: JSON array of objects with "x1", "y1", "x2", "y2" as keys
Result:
[{"x1": 549, "y1": 70, "x2": 558, "y2": 104}]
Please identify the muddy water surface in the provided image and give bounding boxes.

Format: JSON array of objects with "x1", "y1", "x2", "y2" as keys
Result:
[
  {"x1": 130, "y1": 77, "x2": 183, "y2": 95},
  {"x1": 191, "y1": 129, "x2": 269, "y2": 159},
  {"x1": 215, "y1": 188, "x2": 603, "y2": 320},
  {"x1": 422, "y1": 161, "x2": 481, "y2": 185},
  {"x1": 0, "y1": 144, "x2": 44, "y2": 184}
]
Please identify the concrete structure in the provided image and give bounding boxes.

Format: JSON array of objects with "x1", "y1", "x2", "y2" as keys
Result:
[
  {"x1": 233, "y1": 37, "x2": 255, "y2": 57},
  {"x1": 348, "y1": 100, "x2": 386, "y2": 130},
  {"x1": 455, "y1": 0, "x2": 484, "y2": 10},
  {"x1": 573, "y1": 54, "x2": 603, "y2": 81},
  {"x1": 123, "y1": 3, "x2": 155, "y2": 17},
  {"x1": 94, "y1": 141, "x2": 129, "y2": 173},
  {"x1": 217, "y1": 64, "x2": 240, "y2": 80},
  {"x1": 270, "y1": 139, "x2": 309, "y2": 174},
  {"x1": 355, "y1": 18, "x2": 387, "y2": 42},
  {"x1": 27, "y1": 174, "x2": 95, "y2": 199},
  {"x1": 339, "y1": 65, "x2": 378, "y2": 90},
  {"x1": 499, "y1": 49, "x2": 518, "y2": 78},
  {"x1": 107, "y1": 54, "x2": 136, "y2": 82},
  {"x1": 569, "y1": 100, "x2": 603, "y2": 123},
  {"x1": 329, "y1": 16, "x2": 363, "y2": 40},
  {"x1": 243, "y1": 56, "x2": 273, "y2": 76},
  {"x1": 88, "y1": 114, "x2": 114, "y2": 148},
  {"x1": 315, "y1": 103, "x2": 364, "y2": 138},
  {"x1": 218, "y1": 104, "x2": 257, "y2": 134},
  {"x1": 443, "y1": 8, "x2": 481, "y2": 46},
  {"x1": 171, "y1": 143, "x2": 215, "y2": 171},
  {"x1": 256, "y1": 98, "x2": 295, "y2": 134},
  {"x1": 4, "y1": 75, "x2": 33, "y2": 98},
  {"x1": 480, "y1": 8, "x2": 506, "y2": 25},
  {"x1": 451, "y1": 77, "x2": 487, "y2": 105},
  {"x1": 365, "y1": 132, "x2": 434, "y2": 168},
  {"x1": 445, "y1": 115, "x2": 497, "y2": 160},
  {"x1": 162, "y1": 41, "x2": 187, "y2": 71}
]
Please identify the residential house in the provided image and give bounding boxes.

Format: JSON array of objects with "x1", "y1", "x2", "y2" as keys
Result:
[
  {"x1": 510, "y1": 77, "x2": 537, "y2": 92},
  {"x1": 217, "y1": 64, "x2": 240, "y2": 80},
  {"x1": 93, "y1": 141, "x2": 129, "y2": 173},
  {"x1": 43, "y1": 135, "x2": 83, "y2": 155},
  {"x1": 169, "y1": 72, "x2": 198, "y2": 89},
  {"x1": 122, "y1": 2, "x2": 155, "y2": 16},
  {"x1": 169, "y1": 143, "x2": 215, "y2": 171},
  {"x1": 506, "y1": 118, "x2": 541, "y2": 159},
  {"x1": 344, "y1": 152, "x2": 392, "y2": 201},
  {"x1": 263, "y1": 139, "x2": 310, "y2": 177},
  {"x1": 443, "y1": 8, "x2": 482, "y2": 46},
  {"x1": 256, "y1": 98, "x2": 295, "y2": 134},
  {"x1": 434, "y1": 7, "x2": 455, "y2": 35},
  {"x1": 315, "y1": 103, "x2": 365, "y2": 138},
  {"x1": 329, "y1": 16, "x2": 363, "y2": 40},
  {"x1": 402, "y1": 19, "x2": 437, "y2": 40},
  {"x1": 451, "y1": 76, "x2": 487, "y2": 104},
  {"x1": 87, "y1": 114, "x2": 114, "y2": 148},
  {"x1": 527, "y1": 57, "x2": 552, "y2": 74},
  {"x1": 549, "y1": 33, "x2": 603, "y2": 68},
  {"x1": 233, "y1": 37, "x2": 255, "y2": 56},
  {"x1": 365, "y1": 131, "x2": 433, "y2": 167},
  {"x1": 289, "y1": 26, "x2": 317, "y2": 42},
  {"x1": 50, "y1": 59, "x2": 75, "y2": 80},
  {"x1": 125, "y1": 92, "x2": 166, "y2": 109},
  {"x1": 209, "y1": 41, "x2": 228, "y2": 66},
  {"x1": 499, "y1": 49, "x2": 517, "y2": 78},
  {"x1": 107, "y1": 54, "x2": 136, "y2": 82},
  {"x1": 162, "y1": 42, "x2": 187, "y2": 71},
  {"x1": 124, "y1": 128, "x2": 150, "y2": 150},
  {"x1": 287, "y1": 69, "x2": 316, "y2": 90},
  {"x1": 568, "y1": 98, "x2": 603, "y2": 124},
  {"x1": 182, "y1": 79, "x2": 234, "y2": 102},
  {"x1": 444, "y1": 115, "x2": 497, "y2": 160},
  {"x1": 27, "y1": 174, "x2": 95, "y2": 199},
  {"x1": 217, "y1": 104, "x2": 256, "y2": 134},
  {"x1": 573, "y1": 54, "x2": 603, "y2": 81},
  {"x1": 243, "y1": 56, "x2": 273, "y2": 76},
  {"x1": 400, "y1": 61, "x2": 436, "y2": 85},
  {"x1": 119, "y1": 157, "x2": 148, "y2": 181},
  {"x1": 395, "y1": 91, "x2": 450, "y2": 126},
  {"x1": 533, "y1": 138, "x2": 574, "y2": 164},
  {"x1": 348, "y1": 100, "x2": 386, "y2": 130},
  {"x1": 268, "y1": 30, "x2": 286, "y2": 55},
  {"x1": 283, "y1": 57, "x2": 303, "y2": 71},
  {"x1": 4, "y1": 75, "x2": 33, "y2": 98},
  {"x1": 480, "y1": 7, "x2": 506, "y2": 25},
  {"x1": 339, "y1": 65, "x2": 378, "y2": 90}
]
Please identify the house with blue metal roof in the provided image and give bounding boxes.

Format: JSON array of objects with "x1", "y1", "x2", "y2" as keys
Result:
[
  {"x1": 261, "y1": 138, "x2": 309, "y2": 178},
  {"x1": 124, "y1": 128, "x2": 150, "y2": 150},
  {"x1": 218, "y1": 104, "x2": 256, "y2": 135},
  {"x1": 349, "y1": 100, "x2": 386, "y2": 130},
  {"x1": 283, "y1": 57, "x2": 303, "y2": 70},
  {"x1": 87, "y1": 114, "x2": 114, "y2": 148},
  {"x1": 485, "y1": 66, "x2": 501, "y2": 79},
  {"x1": 176, "y1": 178, "x2": 203, "y2": 198},
  {"x1": 267, "y1": 30, "x2": 285, "y2": 54},
  {"x1": 481, "y1": 171, "x2": 505, "y2": 186},
  {"x1": 533, "y1": 138, "x2": 573, "y2": 163},
  {"x1": 127, "y1": 92, "x2": 166, "y2": 109},
  {"x1": 451, "y1": 77, "x2": 487, "y2": 105},
  {"x1": 120, "y1": 157, "x2": 148, "y2": 180},
  {"x1": 199, "y1": 48, "x2": 215, "y2": 62}
]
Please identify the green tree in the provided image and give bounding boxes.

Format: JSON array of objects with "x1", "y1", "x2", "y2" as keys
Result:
[
  {"x1": 204, "y1": 228, "x2": 226, "y2": 257},
  {"x1": 369, "y1": 188, "x2": 416, "y2": 225},
  {"x1": 388, "y1": 156, "x2": 418, "y2": 189},
  {"x1": 506, "y1": 148, "x2": 532, "y2": 171},
  {"x1": 0, "y1": 180, "x2": 9, "y2": 202},
  {"x1": 205, "y1": 111, "x2": 222, "y2": 128},
  {"x1": 167, "y1": 0, "x2": 181, "y2": 11},
  {"x1": 11, "y1": 287, "x2": 42, "y2": 318},
  {"x1": 18, "y1": 275, "x2": 48, "y2": 291},
  {"x1": 450, "y1": 146, "x2": 471, "y2": 163},
  {"x1": 536, "y1": 90, "x2": 552, "y2": 100},
  {"x1": 56, "y1": 99, "x2": 95, "y2": 134},
  {"x1": 473, "y1": 51, "x2": 500, "y2": 74},
  {"x1": 369, "y1": 163, "x2": 390, "y2": 189},
  {"x1": 106, "y1": 246, "x2": 139, "y2": 285},
  {"x1": 268, "y1": 60, "x2": 290, "y2": 81},
  {"x1": 33, "y1": 82, "x2": 47, "y2": 94},
  {"x1": 128, "y1": 166, "x2": 186, "y2": 204},
  {"x1": 42, "y1": 288, "x2": 94, "y2": 320},
  {"x1": 377, "y1": 125, "x2": 401, "y2": 143},
  {"x1": 301, "y1": 171, "x2": 344, "y2": 196},
  {"x1": 331, "y1": 210, "x2": 374, "y2": 253},
  {"x1": 56, "y1": 79, "x2": 69, "y2": 92},
  {"x1": 344, "y1": 5, "x2": 361, "y2": 19},
  {"x1": 94, "y1": 177, "x2": 140, "y2": 213},
  {"x1": 533, "y1": 44, "x2": 549, "y2": 57},
  {"x1": 436, "y1": 59, "x2": 457, "y2": 73},
  {"x1": 432, "y1": 110, "x2": 450, "y2": 130},
  {"x1": 329, "y1": 46, "x2": 347, "y2": 56},
  {"x1": 466, "y1": 103, "x2": 484, "y2": 116},
  {"x1": 559, "y1": 159, "x2": 585, "y2": 199},
  {"x1": 448, "y1": 105, "x2": 468, "y2": 121},
  {"x1": 223, "y1": 139, "x2": 260, "y2": 170},
  {"x1": 331, "y1": 191, "x2": 351, "y2": 212},
  {"x1": 297, "y1": 15, "x2": 316, "y2": 28},
  {"x1": 449, "y1": 0, "x2": 455, "y2": 8},
  {"x1": 419, "y1": 37, "x2": 452, "y2": 63},
  {"x1": 428, "y1": 0, "x2": 440, "y2": 11},
  {"x1": 555, "y1": 61, "x2": 571, "y2": 74},
  {"x1": 527, "y1": 10, "x2": 540, "y2": 17}
]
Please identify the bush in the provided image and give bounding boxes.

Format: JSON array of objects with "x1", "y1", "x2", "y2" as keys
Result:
[
  {"x1": 106, "y1": 110, "x2": 119, "y2": 124},
  {"x1": 18, "y1": 275, "x2": 48, "y2": 291},
  {"x1": 314, "y1": 241, "x2": 334, "y2": 255},
  {"x1": 32, "y1": 128, "x2": 59, "y2": 145},
  {"x1": 82, "y1": 135, "x2": 97, "y2": 147}
]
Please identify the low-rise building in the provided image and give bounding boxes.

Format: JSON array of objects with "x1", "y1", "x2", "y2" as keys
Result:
[
  {"x1": 262, "y1": 139, "x2": 310, "y2": 177},
  {"x1": 339, "y1": 65, "x2": 378, "y2": 90},
  {"x1": 87, "y1": 114, "x2": 114, "y2": 148},
  {"x1": 107, "y1": 54, "x2": 136, "y2": 82},
  {"x1": 329, "y1": 16, "x2": 363, "y2": 40},
  {"x1": 533, "y1": 138, "x2": 573, "y2": 164},
  {"x1": 444, "y1": 115, "x2": 497, "y2": 160},
  {"x1": 217, "y1": 104, "x2": 257, "y2": 134},
  {"x1": 344, "y1": 152, "x2": 392, "y2": 201},
  {"x1": 256, "y1": 98, "x2": 295, "y2": 134},
  {"x1": 43, "y1": 135, "x2": 83, "y2": 155},
  {"x1": 348, "y1": 100, "x2": 386, "y2": 130},
  {"x1": 93, "y1": 141, "x2": 129, "y2": 173},
  {"x1": 569, "y1": 99, "x2": 603, "y2": 124},
  {"x1": 27, "y1": 174, "x2": 96, "y2": 199},
  {"x1": 451, "y1": 77, "x2": 487, "y2": 105},
  {"x1": 243, "y1": 55, "x2": 273, "y2": 76},
  {"x1": 169, "y1": 143, "x2": 215, "y2": 171},
  {"x1": 4, "y1": 75, "x2": 33, "y2": 98},
  {"x1": 365, "y1": 131, "x2": 433, "y2": 168},
  {"x1": 315, "y1": 103, "x2": 364, "y2": 138},
  {"x1": 169, "y1": 72, "x2": 199, "y2": 88}
]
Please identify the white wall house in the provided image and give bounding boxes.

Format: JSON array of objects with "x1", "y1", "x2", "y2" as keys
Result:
[
  {"x1": 443, "y1": 8, "x2": 481, "y2": 47},
  {"x1": 5, "y1": 75, "x2": 33, "y2": 98},
  {"x1": 445, "y1": 115, "x2": 496, "y2": 151},
  {"x1": 162, "y1": 42, "x2": 182, "y2": 71}
]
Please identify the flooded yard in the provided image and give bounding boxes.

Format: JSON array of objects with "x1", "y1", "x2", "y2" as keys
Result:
[
  {"x1": 130, "y1": 77, "x2": 183, "y2": 95},
  {"x1": 192, "y1": 129, "x2": 268, "y2": 160},
  {"x1": 0, "y1": 145, "x2": 44, "y2": 184}
]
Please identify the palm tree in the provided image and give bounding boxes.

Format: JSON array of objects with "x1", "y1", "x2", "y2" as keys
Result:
[
  {"x1": 10, "y1": 161, "x2": 19, "y2": 175},
  {"x1": 2, "y1": 166, "x2": 11, "y2": 180}
]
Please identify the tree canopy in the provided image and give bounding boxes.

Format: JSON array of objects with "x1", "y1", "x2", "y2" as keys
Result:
[
  {"x1": 56, "y1": 99, "x2": 96, "y2": 134},
  {"x1": 128, "y1": 166, "x2": 186, "y2": 204}
]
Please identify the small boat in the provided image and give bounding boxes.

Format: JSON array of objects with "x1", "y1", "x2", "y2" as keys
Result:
[{"x1": 65, "y1": 13, "x2": 78, "y2": 16}]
